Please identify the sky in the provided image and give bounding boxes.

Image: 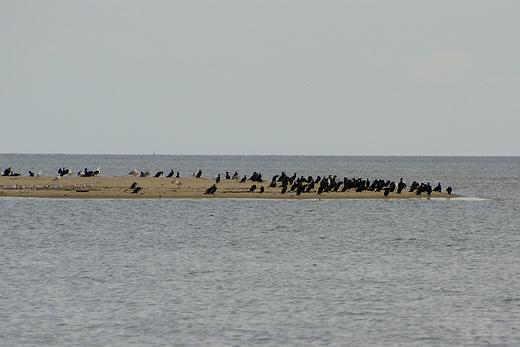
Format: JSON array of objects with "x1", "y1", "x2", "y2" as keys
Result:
[{"x1": 1, "y1": 1, "x2": 519, "y2": 156}]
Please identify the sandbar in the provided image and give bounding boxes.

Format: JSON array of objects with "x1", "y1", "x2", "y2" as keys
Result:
[{"x1": 0, "y1": 176, "x2": 460, "y2": 199}]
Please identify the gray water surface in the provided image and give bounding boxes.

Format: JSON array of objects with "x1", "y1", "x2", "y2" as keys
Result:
[{"x1": 1, "y1": 155, "x2": 519, "y2": 346}]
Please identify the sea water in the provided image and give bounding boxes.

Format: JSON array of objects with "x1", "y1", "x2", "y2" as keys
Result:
[{"x1": 1, "y1": 155, "x2": 519, "y2": 346}]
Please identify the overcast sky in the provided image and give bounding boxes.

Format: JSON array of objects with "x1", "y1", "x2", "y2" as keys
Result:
[{"x1": 1, "y1": 1, "x2": 519, "y2": 156}]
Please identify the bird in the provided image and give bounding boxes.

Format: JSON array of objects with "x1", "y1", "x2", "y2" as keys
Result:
[
  {"x1": 29, "y1": 171, "x2": 35, "y2": 177},
  {"x1": 215, "y1": 174, "x2": 221, "y2": 184},
  {"x1": 36, "y1": 170, "x2": 42, "y2": 178},
  {"x1": 204, "y1": 184, "x2": 217, "y2": 194},
  {"x1": 433, "y1": 183, "x2": 441, "y2": 192},
  {"x1": 239, "y1": 175, "x2": 247, "y2": 183},
  {"x1": 281, "y1": 186, "x2": 287, "y2": 194},
  {"x1": 174, "y1": 179, "x2": 182, "y2": 186},
  {"x1": 141, "y1": 169, "x2": 151, "y2": 177},
  {"x1": 249, "y1": 184, "x2": 257, "y2": 192},
  {"x1": 195, "y1": 170, "x2": 202, "y2": 178},
  {"x1": 128, "y1": 169, "x2": 140, "y2": 176},
  {"x1": 166, "y1": 170, "x2": 174, "y2": 178},
  {"x1": 332, "y1": 182, "x2": 342, "y2": 192},
  {"x1": 225, "y1": 172, "x2": 231, "y2": 180},
  {"x1": 80, "y1": 167, "x2": 99, "y2": 177},
  {"x1": 446, "y1": 186, "x2": 453, "y2": 195},
  {"x1": 397, "y1": 178, "x2": 406, "y2": 194},
  {"x1": 58, "y1": 167, "x2": 69, "y2": 176},
  {"x1": 130, "y1": 182, "x2": 137, "y2": 189},
  {"x1": 131, "y1": 187, "x2": 142, "y2": 194},
  {"x1": 289, "y1": 172, "x2": 297, "y2": 184},
  {"x1": 154, "y1": 171, "x2": 163, "y2": 177},
  {"x1": 426, "y1": 183, "x2": 432, "y2": 196},
  {"x1": 260, "y1": 186, "x2": 265, "y2": 193}
]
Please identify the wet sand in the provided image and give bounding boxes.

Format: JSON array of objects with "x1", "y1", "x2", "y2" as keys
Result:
[{"x1": 0, "y1": 176, "x2": 460, "y2": 199}]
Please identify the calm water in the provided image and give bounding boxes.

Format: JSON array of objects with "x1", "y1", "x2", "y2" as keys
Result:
[{"x1": 1, "y1": 155, "x2": 519, "y2": 346}]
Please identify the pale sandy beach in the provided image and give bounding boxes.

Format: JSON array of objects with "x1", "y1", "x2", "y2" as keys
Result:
[{"x1": 0, "y1": 176, "x2": 460, "y2": 199}]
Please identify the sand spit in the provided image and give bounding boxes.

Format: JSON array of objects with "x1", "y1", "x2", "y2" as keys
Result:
[{"x1": 0, "y1": 176, "x2": 460, "y2": 200}]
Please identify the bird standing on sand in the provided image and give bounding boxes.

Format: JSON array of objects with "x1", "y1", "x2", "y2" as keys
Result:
[
  {"x1": 131, "y1": 187, "x2": 142, "y2": 194},
  {"x1": 204, "y1": 184, "x2": 217, "y2": 194},
  {"x1": 58, "y1": 167, "x2": 70, "y2": 176},
  {"x1": 397, "y1": 178, "x2": 406, "y2": 194},
  {"x1": 129, "y1": 169, "x2": 140, "y2": 176}
]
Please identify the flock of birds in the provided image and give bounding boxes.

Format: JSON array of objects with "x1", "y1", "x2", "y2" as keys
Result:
[
  {"x1": 2, "y1": 167, "x2": 100, "y2": 179},
  {"x1": 125, "y1": 169, "x2": 453, "y2": 197},
  {"x1": 1, "y1": 167, "x2": 22, "y2": 177},
  {"x1": 202, "y1": 171, "x2": 453, "y2": 196},
  {"x1": 1, "y1": 166, "x2": 102, "y2": 191},
  {"x1": 2, "y1": 166, "x2": 454, "y2": 197},
  {"x1": 128, "y1": 168, "x2": 180, "y2": 178},
  {"x1": 2, "y1": 184, "x2": 65, "y2": 190},
  {"x1": 126, "y1": 168, "x2": 183, "y2": 193}
]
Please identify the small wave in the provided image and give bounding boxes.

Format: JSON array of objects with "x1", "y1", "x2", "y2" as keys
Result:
[
  {"x1": 406, "y1": 196, "x2": 489, "y2": 201},
  {"x1": 448, "y1": 197, "x2": 489, "y2": 201}
]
